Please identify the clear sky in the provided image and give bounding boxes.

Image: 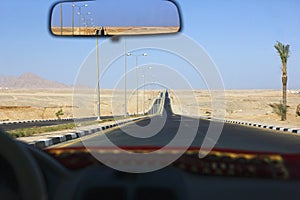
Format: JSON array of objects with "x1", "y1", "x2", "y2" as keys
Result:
[{"x1": 0, "y1": 0, "x2": 299, "y2": 89}]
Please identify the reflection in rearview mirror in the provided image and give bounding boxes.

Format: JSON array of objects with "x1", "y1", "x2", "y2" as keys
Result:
[{"x1": 50, "y1": 0, "x2": 180, "y2": 36}]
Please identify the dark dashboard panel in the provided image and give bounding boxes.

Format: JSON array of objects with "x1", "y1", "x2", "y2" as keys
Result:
[
  {"x1": 41, "y1": 147, "x2": 300, "y2": 200},
  {"x1": 0, "y1": 156, "x2": 20, "y2": 200},
  {"x1": 2, "y1": 144, "x2": 300, "y2": 200}
]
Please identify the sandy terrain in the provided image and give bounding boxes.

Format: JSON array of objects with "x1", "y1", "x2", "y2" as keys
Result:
[
  {"x1": 0, "y1": 89, "x2": 158, "y2": 121},
  {"x1": 51, "y1": 26, "x2": 179, "y2": 36},
  {"x1": 1, "y1": 89, "x2": 299, "y2": 129},
  {"x1": 170, "y1": 90, "x2": 300, "y2": 129}
]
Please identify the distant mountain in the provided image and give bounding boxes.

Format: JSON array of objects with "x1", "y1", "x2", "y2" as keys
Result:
[{"x1": 0, "y1": 73, "x2": 70, "y2": 89}]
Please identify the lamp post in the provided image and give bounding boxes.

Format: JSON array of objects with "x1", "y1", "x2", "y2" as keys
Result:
[
  {"x1": 72, "y1": 3, "x2": 88, "y2": 35},
  {"x1": 89, "y1": 18, "x2": 94, "y2": 34},
  {"x1": 81, "y1": 12, "x2": 92, "y2": 34},
  {"x1": 60, "y1": 3, "x2": 63, "y2": 35},
  {"x1": 124, "y1": 38, "x2": 127, "y2": 117},
  {"x1": 71, "y1": 3, "x2": 74, "y2": 35},
  {"x1": 142, "y1": 74, "x2": 145, "y2": 114},
  {"x1": 150, "y1": 74, "x2": 155, "y2": 115},
  {"x1": 140, "y1": 66, "x2": 151, "y2": 115},
  {"x1": 96, "y1": 29, "x2": 101, "y2": 121},
  {"x1": 126, "y1": 53, "x2": 147, "y2": 115}
]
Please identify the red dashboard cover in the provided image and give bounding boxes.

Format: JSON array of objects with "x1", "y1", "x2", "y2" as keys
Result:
[{"x1": 45, "y1": 147, "x2": 300, "y2": 180}]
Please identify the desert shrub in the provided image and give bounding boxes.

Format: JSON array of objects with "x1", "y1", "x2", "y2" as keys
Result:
[
  {"x1": 296, "y1": 104, "x2": 300, "y2": 117},
  {"x1": 268, "y1": 103, "x2": 289, "y2": 116},
  {"x1": 55, "y1": 109, "x2": 64, "y2": 120}
]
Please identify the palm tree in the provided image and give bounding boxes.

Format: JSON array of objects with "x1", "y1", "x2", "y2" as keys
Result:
[{"x1": 274, "y1": 41, "x2": 290, "y2": 121}]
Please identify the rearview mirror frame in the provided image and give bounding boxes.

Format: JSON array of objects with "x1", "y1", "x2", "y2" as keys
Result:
[{"x1": 49, "y1": 0, "x2": 182, "y2": 37}]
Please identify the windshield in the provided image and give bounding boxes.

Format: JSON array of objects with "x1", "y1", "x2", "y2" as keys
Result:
[{"x1": 1, "y1": 0, "x2": 300, "y2": 173}]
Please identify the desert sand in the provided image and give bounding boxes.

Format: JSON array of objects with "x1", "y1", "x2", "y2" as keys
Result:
[
  {"x1": 0, "y1": 89, "x2": 159, "y2": 121},
  {"x1": 1, "y1": 89, "x2": 299, "y2": 129},
  {"x1": 51, "y1": 26, "x2": 179, "y2": 36},
  {"x1": 170, "y1": 90, "x2": 300, "y2": 129}
]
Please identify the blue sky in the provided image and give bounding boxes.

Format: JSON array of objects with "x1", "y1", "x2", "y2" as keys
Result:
[{"x1": 0, "y1": 0, "x2": 300, "y2": 89}]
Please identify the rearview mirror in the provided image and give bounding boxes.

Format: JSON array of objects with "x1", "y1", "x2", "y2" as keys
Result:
[{"x1": 50, "y1": 0, "x2": 181, "y2": 36}]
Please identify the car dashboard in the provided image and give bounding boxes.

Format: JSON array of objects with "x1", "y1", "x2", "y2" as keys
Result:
[{"x1": 2, "y1": 141, "x2": 300, "y2": 200}]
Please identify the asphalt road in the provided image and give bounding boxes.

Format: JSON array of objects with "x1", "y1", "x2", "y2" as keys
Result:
[{"x1": 58, "y1": 92, "x2": 300, "y2": 153}]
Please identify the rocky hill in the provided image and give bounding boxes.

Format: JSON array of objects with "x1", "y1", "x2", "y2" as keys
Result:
[{"x1": 0, "y1": 73, "x2": 70, "y2": 89}]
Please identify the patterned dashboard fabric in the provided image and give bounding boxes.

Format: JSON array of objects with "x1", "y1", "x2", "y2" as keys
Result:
[{"x1": 46, "y1": 147, "x2": 300, "y2": 180}]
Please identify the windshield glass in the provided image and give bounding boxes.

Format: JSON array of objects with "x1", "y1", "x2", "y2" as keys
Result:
[{"x1": 1, "y1": 1, "x2": 300, "y2": 173}]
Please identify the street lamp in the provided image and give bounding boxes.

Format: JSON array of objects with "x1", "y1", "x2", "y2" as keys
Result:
[
  {"x1": 124, "y1": 38, "x2": 127, "y2": 117},
  {"x1": 150, "y1": 74, "x2": 155, "y2": 115},
  {"x1": 141, "y1": 74, "x2": 145, "y2": 114},
  {"x1": 140, "y1": 66, "x2": 152, "y2": 115},
  {"x1": 60, "y1": 3, "x2": 63, "y2": 35},
  {"x1": 95, "y1": 29, "x2": 101, "y2": 121},
  {"x1": 126, "y1": 53, "x2": 147, "y2": 115},
  {"x1": 81, "y1": 12, "x2": 92, "y2": 34},
  {"x1": 88, "y1": 18, "x2": 94, "y2": 35},
  {"x1": 72, "y1": 3, "x2": 88, "y2": 35}
]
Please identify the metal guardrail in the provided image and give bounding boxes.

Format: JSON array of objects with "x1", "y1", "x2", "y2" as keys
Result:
[
  {"x1": 145, "y1": 91, "x2": 166, "y2": 116},
  {"x1": 0, "y1": 117, "x2": 97, "y2": 131}
]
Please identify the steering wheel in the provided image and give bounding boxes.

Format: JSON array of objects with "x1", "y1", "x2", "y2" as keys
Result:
[{"x1": 0, "y1": 130, "x2": 47, "y2": 200}]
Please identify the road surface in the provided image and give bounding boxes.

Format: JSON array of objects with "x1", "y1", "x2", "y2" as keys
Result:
[{"x1": 57, "y1": 91, "x2": 300, "y2": 153}]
